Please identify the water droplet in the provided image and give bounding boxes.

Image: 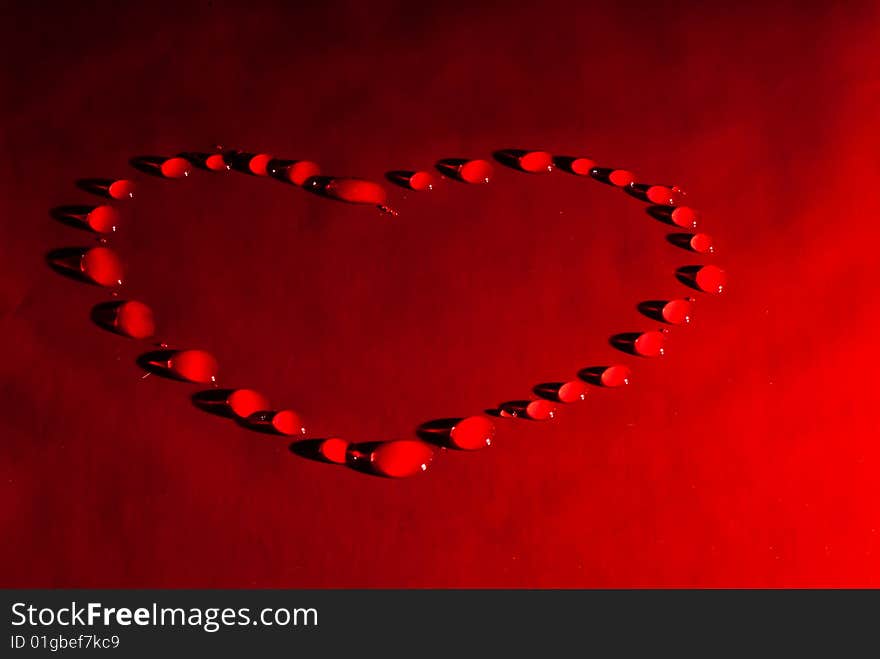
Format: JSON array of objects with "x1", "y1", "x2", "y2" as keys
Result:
[
  {"x1": 366, "y1": 440, "x2": 434, "y2": 478},
  {"x1": 689, "y1": 233, "x2": 714, "y2": 254},
  {"x1": 80, "y1": 246, "x2": 124, "y2": 287},
  {"x1": 160, "y1": 157, "x2": 192, "y2": 179},
  {"x1": 407, "y1": 171, "x2": 434, "y2": 191},
  {"x1": 600, "y1": 365, "x2": 631, "y2": 387},
  {"x1": 608, "y1": 169, "x2": 636, "y2": 187},
  {"x1": 634, "y1": 331, "x2": 666, "y2": 357},
  {"x1": 268, "y1": 409, "x2": 305, "y2": 436},
  {"x1": 168, "y1": 349, "x2": 219, "y2": 383},
  {"x1": 459, "y1": 159, "x2": 493, "y2": 184},
  {"x1": 518, "y1": 151, "x2": 554, "y2": 173},
  {"x1": 285, "y1": 160, "x2": 321, "y2": 186},
  {"x1": 86, "y1": 205, "x2": 119, "y2": 234},
  {"x1": 226, "y1": 388, "x2": 270, "y2": 419},
  {"x1": 646, "y1": 185, "x2": 674, "y2": 205},
  {"x1": 526, "y1": 399, "x2": 557, "y2": 420},
  {"x1": 695, "y1": 265, "x2": 727, "y2": 294},
  {"x1": 318, "y1": 437, "x2": 349, "y2": 464},
  {"x1": 671, "y1": 206, "x2": 699, "y2": 228},
  {"x1": 205, "y1": 153, "x2": 230, "y2": 171},
  {"x1": 324, "y1": 178, "x2": 387, "y2": 205},
  {"x1": 108, "y1": 179, "x2": 137, "y2": 200},
  {"x1": 113, "y1": 300, "x2": 155, "y2": 339},
  {"x1": 662, "y1": 298, "x2": 693, "y2": 324},
  {"x1": 558, "y1": 380, "x2": 588, "y2": 403},
  {"x1": 449, "y1": 416, "x2": 495, "y2": 450},
  {"x1": 569, "y1": 157, "x2": 596, "y2": 176},
  {"x1": 248, "y1": 153, "x2": 273, "y2": 176}
]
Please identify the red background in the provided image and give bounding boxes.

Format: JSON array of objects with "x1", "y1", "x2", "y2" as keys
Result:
[{"x1": 2, "y1": 0, "x2": 879, "y2": 587}]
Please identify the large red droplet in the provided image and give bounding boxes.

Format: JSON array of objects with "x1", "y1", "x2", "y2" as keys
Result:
[
  {"x1": 570, "y1": 157, "x2": 596, "y2": 176},
  {"x1": 227, "y1": 389, "x2": 270, "y2": 419},
  {"x1": 319, "y1": 437, "x2": 349, "y2": 464},
  {"x1": 287, "y1": 160, "x2": 321, "y2": 186},
  {"x1": 79, "y1": 246, "x2": 123, "y2": 287},
  {"x1": 634, "y1": 331, "x2": 666, "y2": 357},
  {"x1": 600, "y1": 365, "x2": 631, "y2": 387},
  {"x1": 459, "y1": 159, "x2": 493, "y2": 184},
  {"x1": 169, "y1": 349, "x2": 218, "y2": 383},
  {"x1": 671, "y1": 206, "x2": 699, "y2": 228},
  {"x1": 108, "y1": 179, "x2": 137, "y2": 200},
  {"x1": 689, "y1": 233, "x2": 714, "y2": 254},
  {"x1": 160, "y1": 157, "x2": 192, "y2": 179},
  {"x1": 325, "y1": 178, "x2": 387, "y2": 205},
  {"x1": 662, "y1": 299, "x2": 693, "y2": 324},
  {"x1": 695, "y1": 265, "x2": 727, "y2": 294},
  {"x1": 408, "y1": 171, "x2": 434, "y2": 191},
  {"x1": 646, "y1": 185, "x2": 674, "y2": 205},
  {"x1": 609, "y1": 169, "x2": 635, "y2": 187},
  {"x1": 449, "y1": 416, "x2": 495, "y2": 450},
  {"x1": 205, "y1": 153, "x2": 229, "y2": 171},
  {"x1": 86, "y1": 205, "x2": 119, "y2": 233},
  {"x1": 558, "y1": 380, "x2": 588, "y2": 403},
  {"x1": 114, "y1": 300, "x2": 155, "y2": 339},
  {"x1": 526, "y1": 399, "x2": 557, "y2": 420},
  {"x1": 271, "y1": 409, "x2": 305, "y2": 436},
  {"x1": 519, "y1": 151, "x2": 553, "y2": 173},
  {"x1": 249, "y1": 153, "x2": 273, "y2": 176},
  {"x1": 370, "y1": 440, "x2": 434, "y2": 478}
]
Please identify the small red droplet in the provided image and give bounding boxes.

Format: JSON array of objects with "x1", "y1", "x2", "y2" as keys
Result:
[
  {"x1": 227, "y1": 389, "x2": 270, "y2": 419},
  {"x1": 286, "y1": 160, "x2": 321, "y2": 186},
  {"x1": 325, "y1": 178, "x2": 387, "y2": 205},
  {"x1": 518, "y1": 151, "x2": 554, "y2": 173},
  {"x1": 459, "y1": 159, "x2": 493, "y2": 184},
  {"x1": 689, "y1": 233, "x2": 714, "y2": 254},
  {"x1": 160, "y1": 157, "x2": 192, "y2": 179},
  {"x1": 319, "y1": 437, "x2": 349, "y2": 464},
  {"x1": 449, "y1": 416, "x2": 495, "y2": 450},
  {"x1": 370, "y1": 440, "x2": 434, "y2": 478},
  {"x1": 570, "y1": 157, "x2": 596, "y2": 176},
  {"x1": 114, "y1": 300, "x2": 155, "y2": 339},
  {"x1": 408, "y1": 171, "x2": 434, "y2": 191},
  {"x1": 169, "y1": 349, "x2": 218, "y2": 383},
  {"x1": 646, "y1": 185, "x2": 674, "y2": 205},
  {"x1": 662, "y1": 299, "x2": 693, "y2": 324},
  {"x1": 249, "y1": 153, "x2": 273, "y2": 176},
  {"x1": 600, "y1": 365, "x2": 631, "y2": 387},
  {"x1": 526, "y1": 399, "x2": 557, "y2": 420},
  {"x1": 86, "y1": 205, "x2": 119, "y2": 233},
  {"x1": 271, "y1": 409, "x2": 305, "y2": 436},
  {"x1": 205, "y1": 154, "x2": 229, "y2": 171},
  {"x1": 695, "y1": 265, "x2": 727, "y2": 294},
  {"x1": 671, "y1": 206, "x2": 699, "y2": 228},
  {"x1": 80, "y1": 246, "x2": 123, "y2": 287},
  {"x1": 108, "y1": 179, "x2": 137, "y2": 200},
  {"x1": 634, "y1": 331, "x2": 666, "y2": 357},
  {"x1": 558, "y1": 380, "x2": 588, "y2": 403},
  {"x1": 609, "y1": 169, "x2": 635, "y2": 187}
]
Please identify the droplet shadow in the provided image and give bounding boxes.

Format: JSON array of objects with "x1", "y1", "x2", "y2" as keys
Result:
[
  {"x1": 288, "y1": 440, "x2": 387, "y2": 478},
  {"x1": 45, "y1": 247, "x2": 90, "y2": 284},
  {"x1": 667, "y1": 233, "x2": 697, "y2": 251},
  {"x1": 646, "y1": 205, "x2": 676, "y2": 225},
  {"x1": 191, "y1": 388, "x2": 239, "y2": 419},
  {"x1": 90, "y1": 300, "x2": 127, "y2": 336},
  {"x1": 492, "y1": 149, "x2": 527, "y2": 171},
  {"x1": 553, "y1": 156, "x2": 588, "y2": 176},
  {"x1": 129, "y1": 155, "x2": 166, "y2": 177},
  {"x1": 416, "y1": 417, "x2": 462, "y2": 448},
  {"x1": 577, "y1": 366, "x2": 610, "y2": 386},
  {"x1": 609, "y1": 332, "x2": 640, "y2": 356},
  {"x1": 434, "y1": 158, "x2": 469, "y2": 182},
  {"x1": 588, "y1": 168, "x2": 616, "y2": 185},
  {"x1": 637, "y1": 300, "x2": 669, "y2": 323},
  {"x1": 75, "y1": 178, "x2": 116, "y2": 199},
  {"x1": 49, "y1": 205, "x2": 99, "y2": 233},
  {"x1": 385, "y1": 170, "x2": 418, "y2": 189},
  {"x1": 675, "y1": 265, "x2": 702, "y2": 291},
  {"x1": 136, "y1": 349, "x2": 185, "y2": 382},
  {"x1": 533, "y1": 382, "x2": 565, "y2": 402}
]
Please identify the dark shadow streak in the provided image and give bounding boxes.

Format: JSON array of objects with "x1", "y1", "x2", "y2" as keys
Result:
[
  {"x1": 45, "y1": 247, "x2": 91, "y2": 284},
  {"x1": 676, "y1": 265, "x2": 702, "y2": 291},
  {"x1": 609, "y1": 332, "x2": 640, "y2": 356},
  {"x1": 637, "y1": 300, "x2": 669, "y2": 323},
  {"x1": 577, "y1": 366, "x2": 609, "y2": 386},
  {"x1": 416, "y1": 418, "x2": 462, "y2": 448}
]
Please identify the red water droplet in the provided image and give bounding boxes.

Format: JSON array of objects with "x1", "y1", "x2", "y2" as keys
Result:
[
  {"x1": 609, "y1": 169, "x2": 635, "y2": 187},
  {"x1": 370, "y1": 440, "x2": 434, "y2": 478},
  {"x1": 519, "y1": 151, "x2": 553, "y2": 173},
  {"x1": 689, "y1": 233, "x2": 714, "y2": 254},
  {"x1": 249, "y1": 153, "x2": 273, "y2": 176},
  {"x1": 169, "y1": 349, "x2": 218, "y2": 383},
  {"x1": 108, "y1": 179, "x2": 136, "y2": 200},
  {"x1": 695, "y1": 265, "x2": 727, "y2": 294},
  {"x1": 205, "y1": 153, "x2": 229, "y2": 171},
  {"x1": 449, "y1": 416, "x2": 495, "y2": 450},
  {"x1": 160, "y1": 157, "x2": 192, "y2": 179},
  {"x1": 662, "y1": 299, "x2": 693, "y2": 324},
  {"x1": 227, "y1": 388, "x2": 270, "y2": 419},
  {"x1": 459, "y1": 159, "x2": 493, "y2": 184},
  {"x1": 114, "y1": 300, "x2": 155, "y2": 339},
  {"x1": 287, "y1": 160, "x2": 321, "y2": 186},
  {"x1": 408, "y1": 171, "x2": 434, "y2": 191},
  {"x1": 319, "y1": 437, "x2": 349, "y2": 464},
  {"x1": 526, "y1": 399, "x2": 557, "y2": 420},
  {"x1": 80, "y1": 246, "x2": 123, "y2": 287},
  {"x1": 671, "y1": 206, "x2": 699, "y2": 228},
  {"x1": 646, "y1": 185, "x2": 674, "y2": 205},
  {"x1": 271, "y1": 409, "x2": 305, "y2": 436},
  {"x1": 634, "y1": 331, "x2": 666, "y2": 357},
  {"x1": 325, "y1": 178, "x2": 387, "y2": 205},
  {"x1": 570, "y1": 157, "x2": 596, "y2": 175},
  {"x1": 600, "y1": 365, "x2": 631, "y2": 387},
  {"x1": 86, "y1": 205, "x2": 119, "y2": 233},
  {"x1": 558, "y1": 380, "x2": 588, "y2": 403}
]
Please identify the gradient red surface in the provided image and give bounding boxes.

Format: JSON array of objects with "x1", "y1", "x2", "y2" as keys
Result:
[{"x1": 2, "y1": 1, "x2": 879, "y2": 587}]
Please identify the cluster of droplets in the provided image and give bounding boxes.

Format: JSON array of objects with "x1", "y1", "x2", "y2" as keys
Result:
[{"x1": 47, "y1": 145, "x2": 725, "y2": 480}]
